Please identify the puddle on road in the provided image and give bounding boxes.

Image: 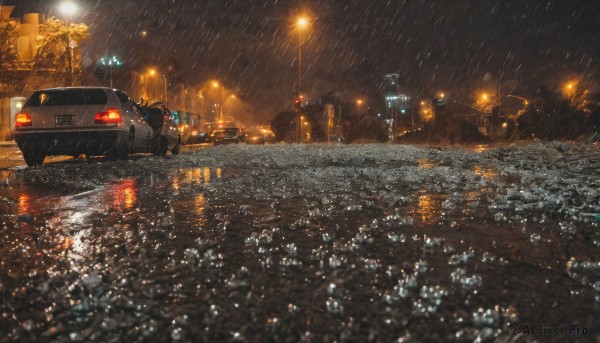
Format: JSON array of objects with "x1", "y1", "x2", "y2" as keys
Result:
[
  {"x1": 417, "y1": 157, "x2": 439, "y2": 169},
  {"x1": 416, "y1": 193, "x2": 440, "y2": 223},
  {"x1": 111, "y1": 178, "x2": 138, "y2": 209},
  {"x1": 472, "y1": 165, "x2": 499, "y2": 179},
  {"x1": 17, "y1": 193, "x2": 31, "y2": 213},
  {"x1": 171, "y1": 167, "x2": 222, "y2": 193}
]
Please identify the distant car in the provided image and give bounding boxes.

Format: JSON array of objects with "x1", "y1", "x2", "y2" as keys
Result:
[
  {"x1": 212, "y1": 128, "x2": 242, "y2": 145},
  {"x1": 15, "y1": 87, "x2": 156, "y2": 166},
  {"x1": 139, "y1": 105, "x2": 182, "y2": 155},
  {"x1": 181, "y1": 128, "x2": 209, "y2": 144},
  {"x1": 245, "y1": 129, "x2": 276, "y2": 144}
]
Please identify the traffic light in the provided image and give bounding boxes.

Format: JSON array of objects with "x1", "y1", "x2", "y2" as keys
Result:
[{"x1": 294, "y1": 98, "x2": 302, "y2": 111}]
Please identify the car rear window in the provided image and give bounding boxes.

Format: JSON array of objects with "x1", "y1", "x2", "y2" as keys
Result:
[{"x1": 25, "y1": 89, "x2": 108, "y2": 107}]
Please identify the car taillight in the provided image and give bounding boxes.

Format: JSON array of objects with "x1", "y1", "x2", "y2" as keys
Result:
[
  {"x1": 15, "y1": 113, "x2": 32, "y2": 127},
  {"x1": 94, "y1": 108, "x2": 122, "y2": 124}
]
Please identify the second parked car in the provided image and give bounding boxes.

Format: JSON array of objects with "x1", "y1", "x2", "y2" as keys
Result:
[{"x1": 138, "y1": 103, "x2": 181, "y2": 155}]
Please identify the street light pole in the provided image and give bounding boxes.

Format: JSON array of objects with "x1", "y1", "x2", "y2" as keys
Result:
[
  {"x1": 59, "y1": 2, "x2": 78, "y2": 86},
  {"x1": 67, "y1": 39, "x2": 73, "y2": 86},
  {"x1": 297, "y1": 17, "x2": 308, "y2": 100},
  {"x1": 298, "y1": 31, "x2": 303, "y2": 101},
  {"x1": 220, "y1": 87, "x2": 224, "y2": 121},
  {"x1": 164, "y1": 74, "x2": 168, "y2": 107},
  {"x1": 295, "y1": 16, "x2": 308, "y2": 143}
]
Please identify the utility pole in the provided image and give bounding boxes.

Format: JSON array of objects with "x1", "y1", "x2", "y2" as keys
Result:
[{"x1": 164, "y1": 74, "x2": 168, "y2": 107}]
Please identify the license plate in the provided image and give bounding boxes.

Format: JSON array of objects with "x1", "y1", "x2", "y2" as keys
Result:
[{"x1": 55, "y1": 115, "x2": 74, "y2": 125}]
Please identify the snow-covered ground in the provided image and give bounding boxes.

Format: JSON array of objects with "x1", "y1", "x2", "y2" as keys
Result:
[{"x1": 1, "y1": 142, "x2": 599, "y2": 342}]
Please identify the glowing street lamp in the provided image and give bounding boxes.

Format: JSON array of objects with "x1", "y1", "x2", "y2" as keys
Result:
[
  {"x1": 355, "y1": 99, "x2": 364, "y2": 114},
  {"x1": 296, "y1": 16, "x2": 309, "y2": 99},
  {"x1": 58, "y1": 2, "x2": 78, "y2": 17},
  {"x1": 212, "y1": 81, "x2": 226, "y2": 121},
  {"x1": 99, "y1": 55, "x2": 122, "y2": 88},
  {"x1": 297, "y1": 17, "x2": 308, "y2": 29},
  {"x1": 565, "y1": 82, "x2": 576, "y2": 99},
  {"x1": 146, "y1": 69, "x2": 168, "y2": 105},
  {"x1": 293, "y1": 14, "x2": 310, "y2": 143}
]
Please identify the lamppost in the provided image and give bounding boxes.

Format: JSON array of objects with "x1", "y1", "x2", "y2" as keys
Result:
[
  {"x1": 99, "y1": 55, "x2": 121, "y2": 88},
  {"x1": 296, "y1": 16, "x2": 308, "y2": 99},
  {"x1": 212, "y1": 81, "x2": 225, "y2": 121},
  {"x1": 148, "y1": 69, "x2": 157, "y2": 100},
  {"x1": 295, "y1": 16, "x2": 309, "y2": 143},
  {"x1": 163, "y1": 73, "x2": 168, "y2": 107},
  {"x1": 564, "y1": 81, "x2": 578, "y2": 106},
  {"x1": 355, "y1": 99, "x2": 363, "y2": 115},
  {"x1": 147, "y1": 69, "x2": 168, "y2": 106},
  {"x1": 298, "y1": 115, "x2": 304, "y2": 143},
  {"x1": 58, "y1": 2, "x2": 78, "y2": 86}
]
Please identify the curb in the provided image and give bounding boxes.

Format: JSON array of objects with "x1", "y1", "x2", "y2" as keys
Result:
[{"x1": 0, "y1": 141, "x2": 17, "y2": 147}]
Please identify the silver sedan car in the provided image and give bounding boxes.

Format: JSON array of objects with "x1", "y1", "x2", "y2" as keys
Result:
[{"x1": 15, "y1": 87, "x2": 155, "y2": 166}]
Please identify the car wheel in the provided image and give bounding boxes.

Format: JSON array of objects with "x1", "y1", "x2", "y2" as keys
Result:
[
  {"x1": 106, "y1": 144, "x2": 127, "y2": 161},
  {"x1": 22, "y1": 148, "x2": 46, "y2": 167},
  {"x1": 119, "y1": 130, "x2": 135, "y2": 160},
  {"x1": 172, "y1": 138, "x2": 181, "y2": 155},
  {"x1": 153, "y1": 136, "x2": 168, "y2": 156},
  {"x1": 107, "y1": 130, "x2": 133, "y2": 160}
]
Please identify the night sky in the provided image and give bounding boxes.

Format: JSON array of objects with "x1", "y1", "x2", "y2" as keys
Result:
[{"x1": 8, "y1": 0, "x2": 600, "y2": 119}]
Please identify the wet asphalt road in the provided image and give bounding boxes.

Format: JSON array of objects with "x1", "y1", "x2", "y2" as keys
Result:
[{"x1": 0, "y1": 143, "x2": 599, "y2": 342}]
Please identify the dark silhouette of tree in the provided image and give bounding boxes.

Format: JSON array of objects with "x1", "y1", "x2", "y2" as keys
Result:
[
  {"x1": 344, "y1": 114, "x2": 388, "y2": 143},
  {"x1": 513, "y1": 85, "x2": 597, "y2": 141},
  {"x1": 270, "y1": 111, "x2": 296, "y2": 142}
]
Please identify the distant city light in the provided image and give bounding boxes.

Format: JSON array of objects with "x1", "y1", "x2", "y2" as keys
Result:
[
  {"x1": 100, "y1": 55, "x2": 122, "y2": 66},
  {"x1": 385, "y1": 94, "x2": 410, "y2": 101}
]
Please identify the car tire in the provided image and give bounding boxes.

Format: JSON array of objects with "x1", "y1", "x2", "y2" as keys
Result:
[
  {"x1": 119, "y1": 130, "x2": 135, "y2": 160},
  {"x1": 172, "y1": 140, "x2": 181, "y2": 155},
  {"x1": 22, "y1": 148, "x2": 46, "y2": 167},
  {"x1": 153, "y1": 136, "x2": 168, "y2": 156},
  {"x1": 106, "y1": 144, "x2": 127, "y2": 161},
  {"x1": 107, "y1": 130, "x2": 134, "y2": 161}
]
